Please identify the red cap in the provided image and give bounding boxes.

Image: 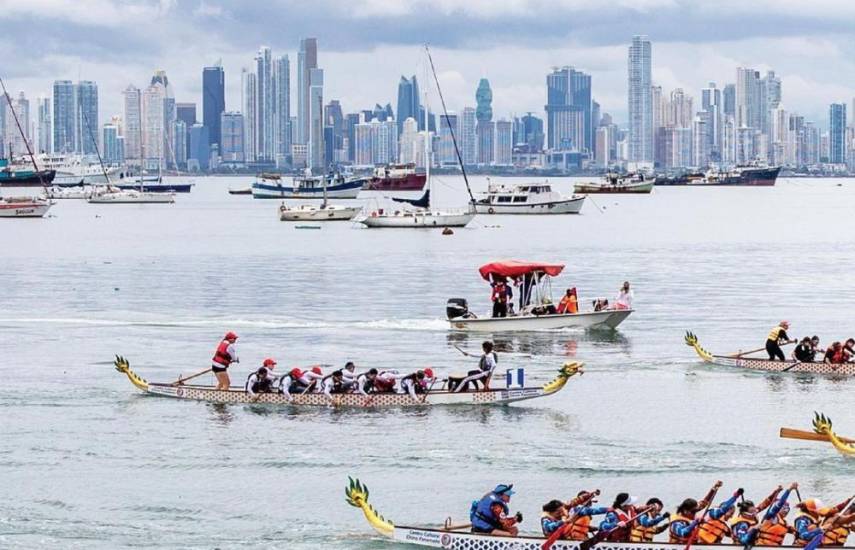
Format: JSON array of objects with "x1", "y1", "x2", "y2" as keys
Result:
[
  {"x1": 263, "y1": 358, "x2": 277, "y2": 368},
  {"x1": 424, "y1": 368, "x2": 434, "y2": 378},
  {"x1": 312, "y1": 366, "x2": 323, "y2": 375},
  {"x1": 224, "y1": 331, "x2": 238, "y2": 341},
  {"x1": 290, "y1": 367, "x2": 303, "y2": 378}
]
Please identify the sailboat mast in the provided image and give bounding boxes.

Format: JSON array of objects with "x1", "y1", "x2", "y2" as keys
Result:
[
  {"x1": 425, "y1": 45, "x2": 474, "y2": 204},
  {"x1": 80, "y1": 107, "x2": 112, "y2": 186},
  {"x1": 0, "y1": 76, "x2": 49, "y2": 193},
  {"x1": 423, "y1": 84, "x2": 430, "y2": 205}
]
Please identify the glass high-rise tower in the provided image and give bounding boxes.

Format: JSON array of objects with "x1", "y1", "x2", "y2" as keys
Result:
[
  {"x1": 202, "y1": 65, "x2": 225, "y2": 151},
  {"x1": 627, "y1": 35, "x2": 653, "y2": 164}
]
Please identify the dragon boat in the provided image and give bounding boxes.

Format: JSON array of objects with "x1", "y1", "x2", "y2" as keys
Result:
[
  {"x1": 346, "y1": 478, "x2": 844, "y2": 550},
  {"x1": 114, "y1": 356, "x2": 582, "y2": 408},
  {"x1": 685, "y1": 332, "x2": 855, "y2": 376},
  {"x1": 780, "y1": 413, "x2": 855, "y2": 457}
]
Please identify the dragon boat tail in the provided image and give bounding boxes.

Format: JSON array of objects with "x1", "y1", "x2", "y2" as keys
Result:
[
  {"x1": 114, "y1": 356, "x2": 582, "y2": 408},
  {"x1": 685, "y1": 332, "x2": 855, "y2": 376},
  {"x1": 780, "y1": 412, "x2": 855, "y2": 457}
]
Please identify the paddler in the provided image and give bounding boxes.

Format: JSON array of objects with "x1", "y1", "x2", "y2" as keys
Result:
[
  {"x1": 277, "y1": 367, "x2": 314, "y2": 400},
  {"x1": 824, "y1": 342, "x2": 845, "y2": 364},
  {"x1": 729, "y1": 485, "x2": 784, "y2": 545},
  {"x1": 302, "y1": 366, "x2": 325, "y2": 392},
  {"x1": 792, "y1": 337, "x2": 816, "y2": 362},
  {"x1": 766, "y1": 321, "x2": 793, "y2": 361},
  {"x1": 245, "y1": 358, "x2": 276, "y2": 400},
  {"x1": 399, "y1": 368, "x2": 434, "y2": 399},
  {"x1": 629, "y1": 498, "x2": 670, "y2": 543},
  {"x1": 453, "y1": 341, "x2": 497, "y2": 392},
  {"x1": 697, "y1": 487, "x2": 743, "y2": 544},
  {"x1": 211, "y1": 331, "x2": 239, "y2": 390},
  {"x1": 470, "y1": 484, "x2": 522, "y2": 536},
  {"x1": 342, "y1": 361, "x2": 358, "y2": 383},
  {"x1": 599, "y1": 492, "x2": 639, "y2": 541},
  {"x1": 563, "y1": 490, "x2": 611, "y2": 540},
  {"x1": 752, "y1": 483, "x2": 799, "y2": 547},
  {"x1": 793, "y1": 497, "x2": 853, "y2": 546},
  {"x1": 557, "y1": 288, "x2": 579, "y2": 314},
  {"x1": 321, "y1": 370, "x2": 347, "y2": 402},
  {"x1": 820, "y1": 501, "x2": 855, "y2": 547},
  {"x1": 668, "y1": 481, "x2": 723, "y2": 544}
]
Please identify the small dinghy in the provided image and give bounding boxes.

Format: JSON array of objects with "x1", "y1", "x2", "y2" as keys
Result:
[
  {"x1": 685, "y1": 332, "x2": 855, "y2": 376},
  {"x1": 114, "y1": 356, "x2": 582, "y2": 408}
]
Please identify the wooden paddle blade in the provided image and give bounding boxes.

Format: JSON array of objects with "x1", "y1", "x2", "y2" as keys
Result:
[{"x1": 780, "y1": 427, "x2": 855, "y2": 444}]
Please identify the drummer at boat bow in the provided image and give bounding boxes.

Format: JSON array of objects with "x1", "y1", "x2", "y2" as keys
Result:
[
  {"x1": 211, "y1": 331, "x2": 239, "y2": 390},
  {"x1": 766, "y1": 321, "x2": 794, "y2": 361},
  {"x1": 470, "y1": 484, "x2": 522, "y2": 537},
  {"x1": 452, "y1": 341, "x2": 497, "y2": 392}
]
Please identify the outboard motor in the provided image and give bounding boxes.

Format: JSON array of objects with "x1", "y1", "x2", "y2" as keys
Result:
[{"x1": 446, "y1": 298, "x2": 469, "y2": 320}]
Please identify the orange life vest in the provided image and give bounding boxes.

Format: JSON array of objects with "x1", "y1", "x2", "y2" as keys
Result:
[
  {"x1": 698, "y1": 517, "x2": 730, "y2": 544},
  {"x1": 822, "y1": 525, "x2": 851, "y2": 547},
  {"x1": 566, "y1": 515, "x2": 593, "y2": 541},
  {"x1": 793, "y1": 513, "x2": 818, "y2": 547},
  {"x1": 756, "y1": 519, "x2": 789, "y2": 546},
  {"x1": 629, "y1": 514, "x2": 660, "y2": 542},
  {"x1": 669, "y1": 514, "x2": 696, "y2": 544},
  {"x1": 212, "y1": 340, "x2": 233, "y2": 366},
  {"x1": 730, "y1": 514, "x2": 759, "y2": 542}
]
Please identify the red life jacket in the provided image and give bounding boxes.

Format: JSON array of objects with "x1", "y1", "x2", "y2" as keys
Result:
[
  {"x1": 373, "y1": 375, "x2": 396, "y2": 392},
  {"x1": 491, "y1": 284, "x2": 508, "y2": 303},
  {"x1": 212, "y1": 340, "x2": 233, "y2": 367}
]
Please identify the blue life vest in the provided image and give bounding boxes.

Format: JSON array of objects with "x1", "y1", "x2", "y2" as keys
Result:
[{"x1": 470, "y1": 493, "x2": 508, "y2": 532}]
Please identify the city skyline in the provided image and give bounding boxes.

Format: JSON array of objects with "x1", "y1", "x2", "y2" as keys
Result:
[{"x1": 6, "y1": 1, "x2": 855, "y2": 127}]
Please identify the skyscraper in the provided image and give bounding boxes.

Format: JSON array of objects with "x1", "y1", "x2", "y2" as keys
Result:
[
  {"x1": 297, "y1": 37, "x2": 318, "y2": 145},
  {"x1": 202, "y1": 65, "x2": 225, "y2": 151},
  {"x1": 545, "y1": 67, "x2": 592, "y2": 152},
  {"x1": 274, "y1": 55, "x2": 290, "y2": 162},
  {"x1": 829, "y1": 103, "x2": 846, "y2": 164},
  {"x1": 494, "y1": 119, "x2": 513, "y2": 166},
  {"x1": 142, "y1": 81, "x2": 167, "y2": 170},
  {"x1": 242, "y1": 68, "x2": 257, "y2": 162},
  {"x1": 627, "y1": 35, "x2": 653, "y2": 164},
  {"x1": 37, "y1": 97, "x2": 51, "y2": 154},
  {"x1": 221, "y1": 111, "x2": 245, "y2": 163},
  {"x1": 701, "y1": 83, "x2": 722, "y2": 163},
  {"x1": 52, "y1": 80, "x2": 76, "y2": 153},
  {"x1": 102, "y1": 123, "x2": 123, "y2": 164},
  {"x1": 176, "y1": 102, "x2": 196, "y2": 162},
  {"x1": 4, "y1": 91, "x2": 30, "y2": 156},
  {"x1": 308, "y1": 67, "x2": 325, "y2": 169},
  {"x1": 735, "y1": 67, "x2": 761, "y2": 130},
  {"x1": 519, "y1": 113, "x2": 544, "y2": 152},
  {"x1": 396, "y1": 76, "x2": 420, "y2": 135},
  {"x1": 75, "y1": 81, "x2": 99, "y2": 154},
  {"x1": 461, "y1": 107, "x2": 477, "y2": 165},
  {"x1": 255, "y1": 46, "x2": 274, "y2": 161},
  {"x1": 122, "y1": 85, "x2": 142, "y2": 167},
  {"x1": 438, "y1": 112, "x2": 459, "y2": 166},
  {"x1": 475, "y1": 79, "x2": 494, "y2": 164}
]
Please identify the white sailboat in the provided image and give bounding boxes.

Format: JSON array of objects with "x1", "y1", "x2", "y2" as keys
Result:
[
  {"x1": 279, "y1": 179, "x2": 360, "y2": 221},
  {"x1": 360, "y1": 46, "x2": 476, "y2": 229}
]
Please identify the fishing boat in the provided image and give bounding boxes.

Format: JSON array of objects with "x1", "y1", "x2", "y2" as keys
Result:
[
  {"x1": 684, "y1": 332, "x2": 855, "y2": 375},
  {"x1": 475, "y1": 182, "x2": 585, "y2": 215},
  {"x1": 0, "y1": 158, "x2": 56, "y2": 186},
  {"x1": 114, "y1": 356, "x2": 582, "y2": 407},
  {"x1": 346, "y1": 479, "x2": 819, "y2": 550},
  {"x1": 363, "y1": 163, "x2": 427, "y2": 191},
  {"x1": 0, "y1": 195, "x2": 52, "y2": 217},
  {"x1": 361, "y1": 47, "x2": 476, "y2": 229},
  {"x1": 780, "y1": 413, "x2": 855, "y2": 457},
  {"x1": 574, "y1": 173, "x2": 654, "y2": 194},
  {"x1": 447, "y1": 260, "x2": 633, "y2": 332},
  {"x1": 252, "y1": 171, "x2": 365, "y2": 199},
  {"x1": 656, "y1": 165, "x2": 780, "y2": 187}
]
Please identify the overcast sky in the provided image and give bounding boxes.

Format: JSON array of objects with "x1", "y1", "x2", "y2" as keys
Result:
[{"x1": 3, "y1": 0, "x2": 855, "y2": 127}]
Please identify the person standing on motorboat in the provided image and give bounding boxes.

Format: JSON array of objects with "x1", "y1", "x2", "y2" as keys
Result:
[
  {"x1": 491, "y1": 279, "x2": 511, "y2": 318},
  {"x1": 453, "y1": 341, "x2": 497, "y2": 392},
  {"x1": 211, "y1": 331, "x2": 239, "y2": 390},
  {"x1": 615, "y1": 281, "x2": 633, "y2": 310}
]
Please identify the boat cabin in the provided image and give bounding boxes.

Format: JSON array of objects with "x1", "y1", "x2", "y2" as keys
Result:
[{"x1": 482, "y1": 183, "x2": 557, "y2": 204}]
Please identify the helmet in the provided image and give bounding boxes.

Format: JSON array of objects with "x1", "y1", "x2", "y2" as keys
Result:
[
  {"x1": 424, "y1": 368, "x2": 434, "y2": 378},
  {"x1": 263, "y1": 358, "x2": 277, "y2": 368},
  {"x1": 312, "y1": 366, "x2": 323, "y2": 375},
  {"x1": 290, "y1": 368, "x2": 303, "y2": 379},
  {"x1": 224, "y1": 331, "x2": 238, "y2": 341}
]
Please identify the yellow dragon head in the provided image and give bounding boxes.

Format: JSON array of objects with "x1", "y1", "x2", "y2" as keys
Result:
[
  {"x1": 813, "y1": 412, "x2": 855, "y2": 457},
  {"x1": 114, "y1": 355, "x2": 149, "y2": 391},
  {"x1": 685, "y1": 331, "x2": 714, "y2": 361},
  {"x1": 346, "y1": 477, "x2": 395, "y2": 537},
  {"x1": 542, "y1": 362, "x2": 583, "y2": 394}
]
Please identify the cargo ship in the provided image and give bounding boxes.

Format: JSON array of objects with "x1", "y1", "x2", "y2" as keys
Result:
[
  {"x1": 655, "y1": 165, "x2": 780, "y2": 186},
  {"x1": 362, "y1": 163, "x2": 426, "y2": 191}
]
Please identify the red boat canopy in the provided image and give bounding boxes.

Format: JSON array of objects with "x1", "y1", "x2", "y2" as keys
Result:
[{"x1": 478, "y1": 260, "x2": 565, "y2": 281}]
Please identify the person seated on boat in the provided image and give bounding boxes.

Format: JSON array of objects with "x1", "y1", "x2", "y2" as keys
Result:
[
  {"x1": 453, "y1": 341, "x2": 497, "y2": 392},
  {"x1": 751, "y1": 483, "x2": 799, "y2": 547},
  {"x1": 819, "y1": 501, "x2": 855, "y2": 547},
  {"x1": 277, "y1": 367, "x2": 314, "y2": 399},
  {"x1": 766, "y1": 321, "x2": 793, "y2": 361},
  {"x1": 824, "y1": 342, "x2": 845, "y2": 364},
  {"x1": 355, "y1": 368, "x2": 378, "y2": 395},
  {"x1": 593, "y1": 298, "x2": 609, "y2": 312},
  {"x1": 470, "y1": 484, "x2": 521, "y2": 537},
  {"x1": 211, "y1": 331, "x2": 239, "y2": 390},
  {"x1": 491, "y1": 278, "x2": 511, "y2": 318},
  {"x1": 541, "y1": 499, "x2": 571, "y2": 537},
  {"x1": 321, "y1": 370, "x2": 348, "y2": 400},
  {"x1": 614, "y1": 281, "x2": 633, "y2": 310},
  {"x1": 245, "y1": 359, "x2": 277, "y2": 400},
  {"x1": 599, "y1": 493, "x2": 639, "y2": 542},
  {"x1": 559, "y1": 490, "x2": 611, "y2": 540},
  {"x1": 792, "y1": 337, "x2": 816, "y2": 363},
  {"x1": 300, "y1": 366, "x2": 325, "y2": 392},
  {"x1": 668, "y1": 481, "x2": 723, "y2": 544},
  {"x1": 399, "y1": 368, "x2": 434, "y2": 399},
  {"x1": 557, "y1": 288, "x2": 579, "y2": 315},
  {"x1": 729, "y1": 486, "x2": 784, "y2": 545},
  {"x1": 342, "y1": 361, "x2": 358, "y2": 383},
  {"x1": 697, "y1": 487, "x2": 742, "y2": 544},
  {"x1": 809, "y1": 335, "x2": 821, "y2": 356},
  {"x1": 843, "y1": 338, "x2": 855, "y2": 362},
  {"x1": 793, "y1": 497, "x2": 853, "y2": 547},
  {"x1": 630, "y1": 498, "x2": 670, "y2": 543}
]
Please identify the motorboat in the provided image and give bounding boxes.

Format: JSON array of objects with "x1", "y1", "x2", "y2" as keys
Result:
[
  {"x1": 475, "y1": 182, "x2": 585, "y2": 214},
  {"x1": 252, "y1": 171, "x2": 365, "y2": 199},
  {"x1": 446, "y1": 260, "x2": 633, "y2": 332}
]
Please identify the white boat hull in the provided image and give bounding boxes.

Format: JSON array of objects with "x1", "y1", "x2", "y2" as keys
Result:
[
  {"x1": 361, "y1": 210, "x2": 475, "y2": 228},
  {"x1": 0, "y1": 201, "x2": 52, "y2": 218},
  {"x1": 279, "y1": 206, "x2": 361, "y2": 221},
  {"x1": 88, "y1": 191, "x2": 175, "y2": 204},
  {"x1": 448, "y1": 309, "x2": 632, "y2": 331},
  {"x1": 574, "y1": 181, "x2": 653, "y2": 194},
  {"x1": 475, "y1": 196, "x2": 584, "y2": 215}
]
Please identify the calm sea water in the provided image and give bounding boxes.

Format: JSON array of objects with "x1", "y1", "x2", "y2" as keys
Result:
[{"x1": 1, "y1": 176, "x2": 853, "y2": 549}]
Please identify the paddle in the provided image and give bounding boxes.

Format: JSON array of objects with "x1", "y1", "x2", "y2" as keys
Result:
[
  {"x1": 172, "y1": 368, "x2": 212, "y2": 386},
  {"x1": 685, "y1": 483, "x2": 721, "y2": 550},
  {"x1": 577, "y1": 505, "x2": 655, "y2": 550},
  {"x1": 453, "y1": 344, "x2": 475, "y2": 358},
  {"x1": 806, "y1": 495, "x2": 855, "y2": 550},
  {"x1": 540, "y1": 489, "x2": 600, "y2": 549},
  {"x1": 781, "y1": 360, "x2": 804, "y2": 372},
  {"x1": 728, "y1": 341, "x2": 795, "y2": 358},
  {"x1": 779, "y1": 427, "x2": 855, "y2": 445},
  {"x1": 420, "y1": 377, "x2": 438, "y2": 404}
]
